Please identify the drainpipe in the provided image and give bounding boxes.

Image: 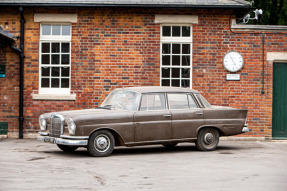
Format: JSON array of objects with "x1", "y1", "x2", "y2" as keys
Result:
[
  {"x1": 10, "y1": 8, "x2": 25, "y2": 138},
  {"x1": 261, "y1": 33, "x2": 265, "y2": 94},
  {"x1": 9, "y1": 7, "x2": 25, "y2": 139}
]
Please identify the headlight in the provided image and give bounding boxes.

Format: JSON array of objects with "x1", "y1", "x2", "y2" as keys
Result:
[
  {"x1": 39, "y1": 115, "x2": 47, "y2": 131},
  {"x1": 67, "y1": 118, "x2": 76, "y2": 135}
]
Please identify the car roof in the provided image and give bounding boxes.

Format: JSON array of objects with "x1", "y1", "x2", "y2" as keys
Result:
[{"x1": 115, "y1": 86, "x2": 200, "y2": 94}]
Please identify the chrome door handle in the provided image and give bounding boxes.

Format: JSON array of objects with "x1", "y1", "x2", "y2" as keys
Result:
[
  {"x1": 196, "y1": 113, "x2": 203, "y2": 116},
  {"x1": 164, "y1": 114, "x2": 171, "y2": 118}
]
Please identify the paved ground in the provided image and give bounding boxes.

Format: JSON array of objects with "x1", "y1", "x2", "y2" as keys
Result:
[{"x1": 0, "y1": 138, "x2": 287, "y2": 191}]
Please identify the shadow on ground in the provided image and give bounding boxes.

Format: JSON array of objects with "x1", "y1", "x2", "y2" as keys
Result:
[{"x1": 37, "y1": 143, "x2": 244, "y2": 158}]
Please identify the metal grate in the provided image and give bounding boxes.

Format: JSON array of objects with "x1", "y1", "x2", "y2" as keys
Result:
[{"x1": 50, "y1": 114, "x2": 64, "y2": 137}]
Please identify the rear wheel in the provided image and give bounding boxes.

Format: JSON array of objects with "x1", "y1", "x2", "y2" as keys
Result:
[
  {"x1": 87, "y1": 130, "x2": 115, "y2": 157},
  {"x1": 57, "y1": 144, "x2": 78, "y2": 152},
  {"x1": 196, "y1": 128, "x2": 219, "y2": 151}
]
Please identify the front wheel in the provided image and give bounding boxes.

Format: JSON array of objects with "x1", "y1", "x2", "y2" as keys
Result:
[
  {"x1": 196, "y1": 128, "x2": 219, "y2": 151},
  {"x1": 57, "y1": 144, "x2": 78, "y2": 152},
  {"x1": 87, "y1": 130, "x2": 115, "y2": 157}
]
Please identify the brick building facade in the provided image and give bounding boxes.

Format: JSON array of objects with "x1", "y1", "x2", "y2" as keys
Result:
[{"x1": 1, "y1": 0, "x2": 287, "y2": 139}]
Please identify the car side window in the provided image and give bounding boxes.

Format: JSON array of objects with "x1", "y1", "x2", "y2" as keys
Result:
[
  {"x1": 140, "y1": 93, "x2": 166, "y2": 111},
  {"x1": 168, "y1": 93, "x2": 189, "y2": 109},
  {"x1": 188, "y1": 94, "x2": 198, "y2": 108}
]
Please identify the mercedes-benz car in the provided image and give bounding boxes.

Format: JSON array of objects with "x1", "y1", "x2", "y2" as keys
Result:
[{"x1": 37, "y1": 86, "x2": 248, "y2": 157}]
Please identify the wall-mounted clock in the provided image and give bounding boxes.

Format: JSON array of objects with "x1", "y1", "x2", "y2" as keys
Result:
[{"x1": 223, "y1": 51, "x2": 244, "y2": 72}]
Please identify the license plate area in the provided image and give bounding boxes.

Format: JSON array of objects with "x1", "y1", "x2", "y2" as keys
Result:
[{"x1": 44, "y1": 137, "x2": 55, "y2": 143}]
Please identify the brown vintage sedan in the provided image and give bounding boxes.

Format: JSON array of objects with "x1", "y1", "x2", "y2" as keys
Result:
[{"x1": 38, "y1": 86, "x2": 248, "y2": 157}]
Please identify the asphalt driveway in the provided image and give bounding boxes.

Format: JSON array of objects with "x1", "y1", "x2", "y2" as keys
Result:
[{"x1": 0, "y1": 138, "x2": 287, "y2": 191}]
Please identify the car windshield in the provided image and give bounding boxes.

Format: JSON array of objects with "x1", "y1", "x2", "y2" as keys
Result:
[{"x1": 100, "y1": 90, "x2": 141, "y2": 111}]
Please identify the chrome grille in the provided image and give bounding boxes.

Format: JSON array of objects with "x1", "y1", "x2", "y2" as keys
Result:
[{"x1": 50, "y1": 114, "x2": 64, "y2": 138}]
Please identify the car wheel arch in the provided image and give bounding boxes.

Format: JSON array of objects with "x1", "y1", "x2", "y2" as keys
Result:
[
  {"x1": 196, "y1": 126, "x2": 224, "y2": 137},
  {"x1": 89, "y1": 128, "x2": 125, "y2": 146}
]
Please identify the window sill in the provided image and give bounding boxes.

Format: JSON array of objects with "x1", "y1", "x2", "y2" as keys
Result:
[{"x1": 32, "y1": 94, "x2": 76, "y2": 101}]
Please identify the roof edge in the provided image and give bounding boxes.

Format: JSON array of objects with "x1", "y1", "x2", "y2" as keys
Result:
[{"x1": 0, "y1": 3, "x2": 253, "y2": 9}]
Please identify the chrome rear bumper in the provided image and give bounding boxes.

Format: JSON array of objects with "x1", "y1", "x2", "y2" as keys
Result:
[
  {"x1": 37, "y1": 135, "x2": 88, "y2": 146},
  {"x1": 242, "y1": 124, "x2": 249, "y2": 133}
]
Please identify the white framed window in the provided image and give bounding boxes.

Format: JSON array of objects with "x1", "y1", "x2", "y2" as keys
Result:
[
  {"x1": 160, "y1": 25, "x2": 192, "y2": 88},
  {"x1": 39, "y1": 23, "x2": 71, "y2": 94}
]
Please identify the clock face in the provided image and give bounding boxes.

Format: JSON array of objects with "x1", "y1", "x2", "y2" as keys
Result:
[{"x1": 223, "y1": 51, "x2": 244, "y2": 72}]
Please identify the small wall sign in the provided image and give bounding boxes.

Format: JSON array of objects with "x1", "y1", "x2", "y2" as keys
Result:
[
  {"x1": 0, "y1": 65, "x2": 5, "y2": 78},
  {"x1": 226, "y1": 74, "x2": 240, "y2": 81}
]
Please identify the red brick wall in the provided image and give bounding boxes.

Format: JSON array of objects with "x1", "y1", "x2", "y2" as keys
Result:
[
  {"x1": 0, "y1": 9, "x2": 21, "y2": 135},
  {"x1": 0, "y1": 7, "x2": 286, "y2": 137},
  {"x1": 0, "y1": 47, "x2": 20, "y2": 134}
]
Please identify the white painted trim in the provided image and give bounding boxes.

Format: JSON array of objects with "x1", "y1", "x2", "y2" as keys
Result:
[
  {"x1": 160, "y1": 24, "x2": 193, "y2": 88},
  {"x1": 155, "y1": 15, "x2": 198, "y2": 24},
  {"x1": 231, "y1": 19, "x2": 287, "y2": 32},
  {"x1": 267, "y1": 52, "x2": 287, "y2": 61},
  {"x1": 34, "y1": 14, "x2": 78, "y2": 23},
  {"x1": 32, "y1": 94, "x2": 76, "y2": 101}
]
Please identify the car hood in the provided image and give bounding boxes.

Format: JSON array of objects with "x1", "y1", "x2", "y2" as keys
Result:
[{"x1": 42, "y1": 108, "x2": 130, "y2": 120}]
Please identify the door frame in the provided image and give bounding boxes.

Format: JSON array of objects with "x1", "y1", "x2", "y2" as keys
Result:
[{"x1": 272, "y1": 62, "x2": 287, "y2": 139}]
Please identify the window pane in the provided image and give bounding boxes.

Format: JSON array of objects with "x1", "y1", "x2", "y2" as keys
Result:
[
  {"x1": 162, "y1": 43, "x2": 171, "y2": 54},
  {"x1": 172, "y1": 26, "x2": 180, "y2": 37},
  {"x1": 51, "y1": 67, "x2": 60, "y2": 77},
  {"x1": 41, "y1": 78, "x2": 49, "y2": 88},
  {"x1": 181, "y1": 68, "x2": 190, "y2": 78},
  {"x1": 162, "y1": 79, "x2": 170, "y2": 86},
  {"x1": 51, "y1": 78, "x2": 60, "y2": 88},
  {"x1": 42, "y1": 55, "x2": 50, "y2": 64},
  {"x1": 42, "y1": 24, "x2": 51, "y2": 35},
  {"x1": 162, "y1": 55, "x2": 170, "y2": 66},
  {"x1": 172, "y1": 44, "x2": 180, "y2": 54},
  {"x1": 41, "y1": 67, "x2": 50, "y2": 77},
  {"x1": 52, "y1": 25, "x2": 61, "y2": 35},
  {"x1": 61, "y1": 78, "x2": 69, "y2": 88},
  {"x1": 52, "y1": 43, "x2": 60, "y2": 53},
  {"x1": 61, "y1": 67, "x2": 70, "y2": 77},
  {"x1": 182, "y1": 44, "x2": 190, "y2": 54},
  {"x1": 182, "y1": 26, "x2": 190, "y2": 37},
  {"x1": 172, "y1": 56, "x2": 180, "y2": 66},
  {"x1": 52, "y1": 55, "x2": 60, "y2": 64},
  {"x1": 42, "y1": 43, "x2": 50, "y2": 53},
  {"x1": 188, "y1": 95, "x2": 197, "y2": 108},
  {"x1": 182, "y1": 56, "x2": 190, "y2": 66},
  {"x1": 62, "y1": 25, "x2": 71, "y2": 35},
  {"x1": 162, "y1": 67, "x2": 170, "y2": 78},
  {"x1": 172, "y1": 68, "x2": 180, "y2": 78},
  {"x1": 172, "y1": 79, "x2": 180, "y2": 87},
  {"x1": 162, "y1": 26, "x2": 171, "y2": 36},
  {"x1": 61, "y1": 55, "x2": 69, "y2": 65},
  {"x1": 140, "y1": 93, "x2": 166, "y2": 111},
  {"x1": 182, "y1": 80, "x2": 190, "y2": 88},
  {"x1": 168, "y1": 94, "x2": 189, "y2": 109},
  {"x1": 61, "y1": 43, "x2": 70, "y2": 53}
]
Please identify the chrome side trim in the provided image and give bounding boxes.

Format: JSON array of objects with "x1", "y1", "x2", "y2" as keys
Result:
[
  {"x1": 60, "y1": 135, "x2": 89, "y2": 140},
  {"x1": 37, "y1": 136, "x2": 88, "y2": 146},
  {"x1": 125, "y1": 137, "x2": 197, "y2": 146}
]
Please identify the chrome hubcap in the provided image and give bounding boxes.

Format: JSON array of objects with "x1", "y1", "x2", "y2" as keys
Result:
[
  {"x1": 94, "y1": 135, "x2": 110, "y2": 152},
  {"x1": 204, "y1": 133, "x2": 214, "y2": 145}
]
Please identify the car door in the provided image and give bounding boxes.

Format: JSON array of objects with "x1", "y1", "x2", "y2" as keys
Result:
[
  {"x1": 168, "y1": 93, "x2": 204, "y2": 139},
  {"x1": 134, "y1": 93, "x2": 172, "y2": 142}
]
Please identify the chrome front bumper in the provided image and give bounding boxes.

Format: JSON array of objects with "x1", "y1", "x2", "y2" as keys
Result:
[{"x1": 37, "y1": 135, "x2": 88, "y2": 146}]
